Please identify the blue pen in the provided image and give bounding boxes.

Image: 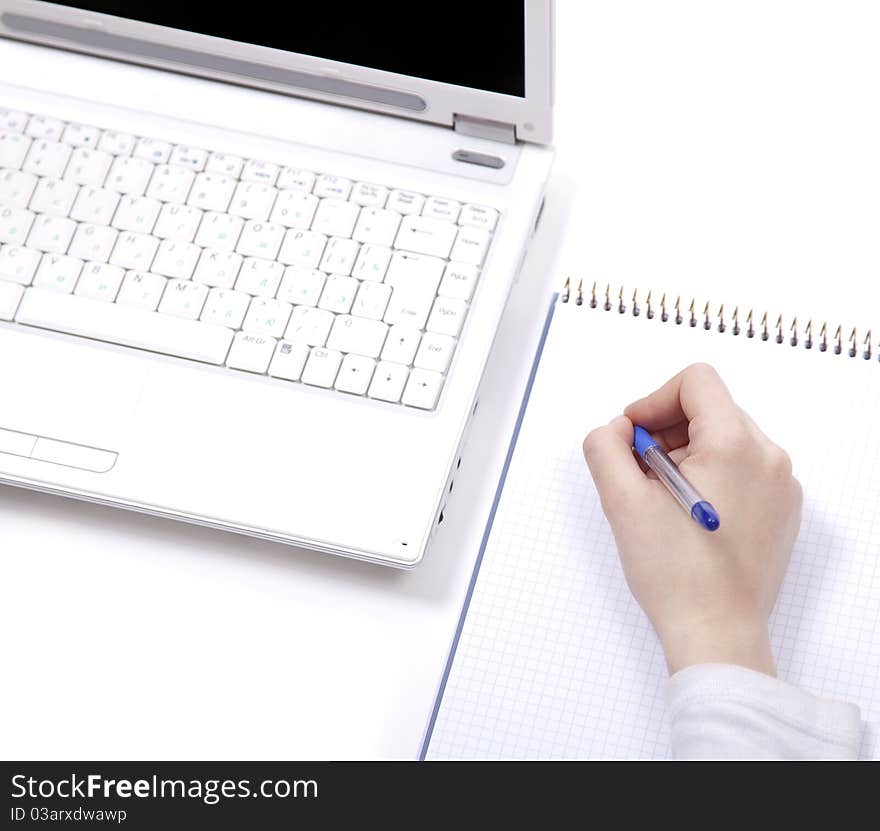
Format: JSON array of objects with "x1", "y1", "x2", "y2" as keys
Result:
[{"x1": 632, "y1": 426, "x2": 720, "y2": 532}]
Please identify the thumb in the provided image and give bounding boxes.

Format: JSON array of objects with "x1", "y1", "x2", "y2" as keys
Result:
[{"x1": 582, "y1": 415, "x2": 648, "y2": 517}]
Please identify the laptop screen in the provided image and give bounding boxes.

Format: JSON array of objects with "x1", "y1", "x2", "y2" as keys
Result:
[{"x1": 46, "y1": 2, "x2": 527, "y2": 97}]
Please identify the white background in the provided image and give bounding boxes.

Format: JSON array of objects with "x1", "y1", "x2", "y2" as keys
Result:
[{"x1": 2, "y1": 1, "x2": 879, "y2": 759}]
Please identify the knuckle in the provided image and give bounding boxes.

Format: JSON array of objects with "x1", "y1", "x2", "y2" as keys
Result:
[
  {"x1": 685, "y1": 362, "x2": 720, "y2": 382},
  {"x1": 765, "y1": 444, "x2": 793, "y2": 476},
  {"x1": 582, "y1": 427, "x2": 606, "y2": 459}
]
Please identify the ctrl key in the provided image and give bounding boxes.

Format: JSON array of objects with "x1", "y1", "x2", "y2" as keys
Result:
[{"x1": 0, "y1": 281, "x2": 24, "y2": 320}]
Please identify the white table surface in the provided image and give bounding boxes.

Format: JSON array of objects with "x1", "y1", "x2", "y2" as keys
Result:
[{"x1": 3, "y1": 2, "x2": 879, "y2": 760}]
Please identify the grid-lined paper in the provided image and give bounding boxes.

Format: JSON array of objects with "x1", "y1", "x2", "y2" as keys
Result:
[{"x1": 427, "y1": 298, "x2": 880, "y2": 759}]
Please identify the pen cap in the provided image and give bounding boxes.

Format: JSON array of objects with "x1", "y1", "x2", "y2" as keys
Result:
[{"x1": 633, "y1": 426, "x2": 659, "y2": 460}]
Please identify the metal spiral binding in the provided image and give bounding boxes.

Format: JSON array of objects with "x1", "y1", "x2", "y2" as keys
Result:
[{"x1": 560, "y1": 280, "x2": 878, "y2": 362}]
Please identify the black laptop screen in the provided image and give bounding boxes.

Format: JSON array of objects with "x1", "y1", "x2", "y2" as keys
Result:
[{"x1": 43, "y1": 2, "x2": 527, "y2": 97}]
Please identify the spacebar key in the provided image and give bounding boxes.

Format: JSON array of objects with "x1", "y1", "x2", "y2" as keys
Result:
[{"x1": 16, "y1": 288, "x2": 233, "y2": 365}]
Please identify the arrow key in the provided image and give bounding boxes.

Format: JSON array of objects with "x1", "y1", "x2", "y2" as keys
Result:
[{"x1": 402, "y1": 368, "x2": 444, "y2": 410}]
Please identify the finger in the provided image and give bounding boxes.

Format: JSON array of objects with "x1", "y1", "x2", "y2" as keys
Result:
[
  {"x1": 642, "y1": 444, "x2": 688, "y2": 478},
  {"x1": 652, "y1": 421, "x2": 690, "y2": 453},
  {"x1": 624, "y1": 362, "x2": 736, "y2": 431},
  {"x1": 582, "y1": 416, "x2": 648, "y2": 513}
]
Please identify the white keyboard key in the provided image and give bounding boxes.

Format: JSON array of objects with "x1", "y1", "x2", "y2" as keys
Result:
[
  {"x1": 228, "y1": 182, "x2": 277, "y2": 220},
  {"x1": 270, "y1": 190, "x2": 317, "y2": 229},
  {"x1": 395, "y1": 214, "x2": 457, "y2": 258},
  {"x1": 75, "y1": 262, "x2": 124, "y2": 301},
  {"x1": 277, "y1": 267, "x2": 325, "y2": 306},
  {"x1": 206, "y1": 153, "x2": 244, "y2": 177},
  {"x1": 311, "y1": 198, "x2": 359, "y2": 238},
  {"x1": 414, "y1": 332, "x2": 456, "y2": 373},
  {"x1": 154, "y1": 203, "x2": 203, "y2": 242},
  {"x1": 352, "y1": 243, "x2": 392, "y2": 282},
  {"x1": 0, "y1": 109, "x2": 28, "y2": 132},
  {"x1": 352, "y1": 207, "x2": 401, "y2": 246},
  {"x1": 350, "y1": 182, "x2": 388, "y2": 207},
  {"x1": 64, "y1": 148, "x2": 112, "y2": 187},
  {"x1": 313, "y1": 174, "x2": 351, "y2": 199},
  {"x1": 459, "y1": 203, "x2": 498, "y2": 231},
  {"x1": 242, "y1": 159, "x2": 279, "y2": 185},
  {"x1": 105, "y1": 156, "x2": 155, "y2": 196},
  {"x1": 98, "y1": 130, "x2": 136, "y2": 156},
  {"x1": 116, "y1": 271, "x2": 166, "y2": 311},
  {"x1": 26, "y1": 116, "x2": 64, "y2": 141},
  {"x1": 34, "y1": 254, "x2": 83, "y2": 293},
  {"x1": 277, "y1": 167, "x2": 315, "y2": 192},
  {"x1": 27, "y1": 214, "x2": 76, "y2": 254},
  {"x1": 158, "y1": 279, "x2": 208, "y2": 319},
  {"x1": 0, "y1": 130, "x2": 31, "y2": 169},
  {"x1": 0, "y1": 244, "x2": 40, "y2": 284},
  {"x1": 193, "y1": 249, "x2": 242, "y2": 288},
  {"x1": 112, "y1": 195, "x2": 161, "y2": 233},
  {"x1": 450, "y1": 226, "x2": 490, "y2": 266},
  {"x1": 227, "y1": 332, "x2": 279, "y2": 372},
  {"x1": 402, "y1": 368, "x2": 444, "y2": 409},
  {"x1": 243, "y1": 297, "x2": 292, "y2": 337},
  {"x1": 427, "y1": 296, "x2": 468, "y2": 336},
  {"x1": 109, "y1": 232, "x2": 159, "y2": 271},
  {"x1": 70, "y1": 187, "x2": 119, "y2": 225},
  {"x1": 187, "y1": 173, "x2": 236, "y2": 212},
  {"x1": 423, "y1": 196, "x2": 460, "y2": 222},
  {"x1": 335, "y1": 353, "x2": 376, "y2": 395},
  {"x1": 268, "y1": 340, "x2": 310, "y2": 381},
  {"x1": 68, "y1": 223, "x2": 117, "y2": 262},
  {"x1": 0, "y1": 206, "x2": 35, "y2": 245},
  {"x1": 318, "y1": 274, "x2": 358, "y2": 314},
  {"x1": 384, "y1": 250, "x2": 445, "y2": 293},
  {"x1": 28, "y1": 177, "x2": 78, "y2": 217},
  {"x1": 134, "y1": 137, "x2": 172, "y2": 164},
  {"x1": 368, "y1": 361, "x2": 408, "y2": 402},
  {"x1": 23, "y1": 140, "x2": 71, "y2": 178},
  {"x1": 195, "y1": 211, "x2": 243, "y2": 251},
  {"x1": 0, "y1": 169, "x2": 37, "y2": 207},
  {"x1": 0, "y1": 280, "x2": 23, "y2": 319},
  {"x1": 200, "y1": 288, "x2": 250, "y2": 328},
  {"x1": 352, "y1": 280, "x2": 391, "y2": 320},
  {"x1": 386, "y1": 189, "x2": 424, "y2": 215},
  {"x1": 319, "y1": 236, "x2": 359, "y2": 275},
  {"x1": 146, "y1": 165, "x2": 194, "y2": 203},
  {"x1": 302, "y1": 347, "x2": 342, "y2": 388},
  {"x1": 16, "y1": 288, "x2": 233, "y2": 364},
  {"x1": 381, "y1": 325, "x2": 421, "y2": 365},
  {"x1": 169, "y1": 145, "x2": 207, "y2": 171},
  {"x1": 284, "y1": 306, "x2": 333, "y2": 346},
  {"x1": 438, "y1": 262, "x2": 479, "y2": 301},
  {"x1": 152, "y1": 240, "x2": 200, "y2": 279},
  {"x1": 278, "y1": 229, "x2": 326, "y2": 268},
  {"x1": 235, "y1": 257, "x2": 283, "y2": 297},
  {"x1": 62, "y1": 123, "x2": 100, "y2": 149},
  {"x1": 383, "y1": 282, "x2": 435, "y2": 329},
  {"x1": 326, "y1": 315, "x2": 388, "y2": 358},
  {"x1": 236, "y1": 220, "x2": 284, "y2": 259}
]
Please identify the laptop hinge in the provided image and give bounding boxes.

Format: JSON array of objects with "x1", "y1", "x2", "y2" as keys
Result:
[{"x1": 453, "y1": 114, "x2": 517, "y2": 144}]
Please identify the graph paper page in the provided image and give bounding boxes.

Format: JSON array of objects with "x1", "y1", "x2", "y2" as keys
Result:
[{"x1": 426, "y1": 298, "x2": 879, "y2": 759}]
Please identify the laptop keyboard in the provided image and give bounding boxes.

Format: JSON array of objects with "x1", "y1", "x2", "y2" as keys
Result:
[{"x1": 0, "y1": 108, "x2": 499, "y2": 410}]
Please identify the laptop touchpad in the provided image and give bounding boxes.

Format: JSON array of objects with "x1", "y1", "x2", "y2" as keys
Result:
[{"x1": 0, "y1": 328, "x2": 143, "y2": 457}]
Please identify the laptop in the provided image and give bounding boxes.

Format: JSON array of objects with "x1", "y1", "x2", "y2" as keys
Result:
[{"x1": 0, "y1": 1, "x2": 554, "y2": 567}]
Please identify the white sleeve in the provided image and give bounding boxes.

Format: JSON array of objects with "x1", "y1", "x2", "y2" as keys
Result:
[{"x1": 667, "y1": 664, "x2": 863, "y2": 760}]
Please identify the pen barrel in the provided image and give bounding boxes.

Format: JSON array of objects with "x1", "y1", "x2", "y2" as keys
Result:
[{"x1": 643, "y1": 445, "x2": 703, "y2": 512}]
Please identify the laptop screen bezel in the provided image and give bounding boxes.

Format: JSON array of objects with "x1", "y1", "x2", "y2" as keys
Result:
[{"x1": 0, "y1": 0, "x2": 554, "y2": 143}]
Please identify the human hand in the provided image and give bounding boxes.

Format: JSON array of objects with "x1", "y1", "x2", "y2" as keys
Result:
[{"x1": 582, "y1": 363, "x2": 802, "y2": 676}]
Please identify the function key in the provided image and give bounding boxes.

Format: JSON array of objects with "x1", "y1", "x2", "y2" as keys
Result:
[
  {"x1": 169, "y1": 145, "x2": 208, "y2": 171},
  {"x1": 422, "y1": 196, "x2": 460, "y2": 222},
  {"x1": 241, "y1": 159, "x2": 280, "y2": 185},
  {"x1": 62, "y1": 123, "x2": 101, "y2": 148},
  {"x1": 0, "y1": 109, "x2": 29, "y2": 132},
  {"x1": 98, "y1": 130, "x2": 136, "y2": 156},
  {"x1": 26, "y1": 115, "x2": 64, "y2": 141},
  {"x1": 206, "y1": 152, "x2": 244, "y2": 178},
  {"x1": 134, "y1": 137, "x2": 172, "y2": 164},
  {"x1": 313, "y1": 174, "x2": 351, "y2": 199},
  {"x1": 277, "y1": 167, "x2": 315, "y2": 192},
  {"x1": 350, "y1": 182, "x2": 388, "y2": 207}
]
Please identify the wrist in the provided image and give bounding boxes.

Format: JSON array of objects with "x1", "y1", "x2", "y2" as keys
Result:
[{"x1": 658, "y1": 618, "x2": 776, "y2": 677}]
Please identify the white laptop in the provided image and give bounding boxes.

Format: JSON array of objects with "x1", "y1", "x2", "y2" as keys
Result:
[{"x1": 0, "y1": 1, "x2": 554, "y2": 567}]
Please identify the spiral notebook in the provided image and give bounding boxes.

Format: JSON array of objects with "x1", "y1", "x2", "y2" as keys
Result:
[{"x1": 423, "y1": 284, "x2": 880, "y2": 760}]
